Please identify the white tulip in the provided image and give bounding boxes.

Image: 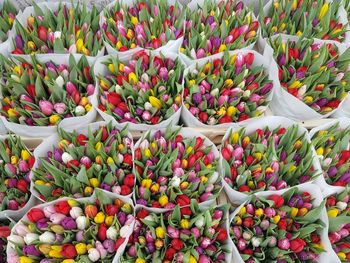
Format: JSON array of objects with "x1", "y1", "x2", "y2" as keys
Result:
[
  {"x1": 144, "y1": 102, "x2": 153, "y2": 111},
  {"x1": 106, "y1": 226, "x2": 118, "y2": 240},
  {"x1": 39, "y1": 231, "x2": 55, "y2": 244},
  {"x1": 70, "y1": 206, "x2": 83, "y2": 219},
  {"x1": 170, "y1": 176, "x2": 180, "y2": 188},
  {"x1": 54, "y1": 31, "x2": 62, "y2": 39},
  {"x1": 208, "y1": 171, "x2": 219, "y2": 184},
  {"x1": 62, "y1": 152, "x2": 74, "y2": 164},
  {"x1": 195, "y1": 216, "x2": 204, "y2": 228},
  {"x1": 337, "y1": 201, "x2": 348, "y2": 211},
  {"x1": 88, "y1": 248, "x2": 100, "y2": 262},
  {"x1": 24, "y1": 233, "x2": 39, "y2": 244},
  {"x1": 55, "y1": 76, "x2": 64, "y2": 88},
  {"x1": 7, "y1": 235, "x2": 24, "y2": 248},
  {"x1": 76, "y1": 216, "x2": 89, "y2": 230},
  {"x1": 252, "y1": 237, "x2": 261, "y2": 247},
  {"x1": 75, "y1": 105, "x2": 86, "y2": 116}
]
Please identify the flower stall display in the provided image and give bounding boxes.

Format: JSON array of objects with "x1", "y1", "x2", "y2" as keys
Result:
[
  {"x1": 134, "y1": 125, "x2": 222, "y2": 209},
  {"x1": 259, "y1": 0, "x2": 350, "y2": 43},
  {"x1": 0, "y1": 218, "x2": 13, "y2": 262},
  {"x1": 95, "y1": 50, "x2": 184, "y2": 130},
  {"x1": 0, "y1": 54, "x2": 97, "y2": 137},
  {"x1": 120, "y1": 202, "x2": 230, "y2": 262},
  {"x1": 265, "y1": 35, "x2": 350, "y2": 121},
  {"x1": 11, "y1": 2, "x2": 104, "y2": 60},
  {"x1": 222, "y1": 116, "x2": 322, "y2": 204},
  {"x1": 0, "y1": 0, "x2": 18, "y2": 43},
  {"x1": 101, "y1": 0, "x2": 184, "y2": 56},
  {"x1": 182, "y1": 50, "x2": 275, "y2": 127},
  {"x1": 326, "y1": 187, "x2": 350, "y2": 262},
  {"x1": 310, "y1": 118, "x2": 350, "y2": 190},
  {"x1": 31, "y1": 122, "x2": 134, "y2": 202},
  {"x1": 180, "y1": 0, "x2": 259, "y2": 65},
  {"x1": 6, "y1": 189, "x2": 135, "y2": 263},
  {"x1": 0, "y1": 135, "x2": 35, "y2": 219},
  {"x1": 229, "y1": 185, "x2": 337, "y2": 263}
]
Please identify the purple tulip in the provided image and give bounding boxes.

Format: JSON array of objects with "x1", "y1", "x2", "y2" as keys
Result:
[
  {"x1": 36, "y1": 218, "x2": 49, "y2": 230},
  {"x1": 23, "y1": 245, "x2": 41, "y2": 257},
  {"x1": 76, "y1": 231, "x2": 84, "y2": 242},
  {"x1": 260, "y1": 83, "x2": 273, "y2": 95},
  {"x1": 193, "y1": 93, "x2": 203, "y2": 104},
  {"x1": 312, "y1": 18, "x2": 319, "y2": 27},
  {"x1": 339, "y1": 172, "x2": 350, "y2": 183},
  {"x1": 315, "y1": 98, "x2": 329, "y2": 107},
  {"x1": 278, "y1": 54, "x2": 286, "y2": 66},
  {"x1": 288, "y1": 195, "x2": 303, "y2": 208},
  {"x1": 7, "y1": 178, "x2": 17, "y2": 188},
  {"x1": 328, "y1": 166, "x2": 338, "y2": 178},
  {"x1": 117, "y1": 212, "x2": 127, "y2": 225},
  {"x1": 61, "y1": 217, "x2": 77, "y2": 230},
  {"x1": 53, "y1": 148, "x2": 63, "y2": 162},
  {"x1": 126, "y1": 244, "x2": 136, "y2": 257},
  {"x1": 280, "y1": 150, "x2": 287, "y2": 161}
]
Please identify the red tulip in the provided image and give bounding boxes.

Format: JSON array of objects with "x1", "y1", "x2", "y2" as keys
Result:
[
  {"x1": 123, "y1": 154, "x2": 133, "y2": 166},
  {"x1": 124, "y1": 174, "x2": 135, "y2": 187},
  {"x1": 17, "y1": 179, "x2": 28, "y2": 193},
  {"x1": 136, "y1": 209, "x2": 149, "y2": 219},
  {"x1": 98, "y1": 223, "x2": 107, "y2": 241},
  {"x1": 107, "y1": 92, "x2": 121, "y2": 106},
  {"x1": 268, "y1": 194, "x2": 284, "y2": 208},
  {"x1": 106, "y1": 32, "x2": 117, "y2": 44},
  {"x1": 27, "y1": 208, "x2": 45, "y2": 223},
  {"x1": 0, "y1": 226, "x2": 11, "y2": 238},
  {"x1": 61, "y1": 244, "x2": 77, "y2": 259},
  {"x1": 290, "y1": 238, "x2": 306, "y2": 253},
  {"x1": 244, "y1": 52, "x2": 254, "y2": 66},
  {"x1": 105, "y1": 204, "x2": 119, "y2": 216},
  {"x1": 171, "y1": 239, "x2": 184, "y2": 251},
  {"x1": 165, "y1": 247, "x2": 176, "y2": 260},
  {"x1": 176, "y1": 194, "x2": 191, "y2": 206},
  {"x1": 26, "y1": 84, "x2": 36, "y2": 98},
  {"x1": 38, "y1": 26, "x2": 48, "y2": 42},
  {"x1": 55, "y1": 200, "x2": 71, "y2": 215},
  {"x1": 77, "y1": 134, "x2": 88, "y2": 146}
]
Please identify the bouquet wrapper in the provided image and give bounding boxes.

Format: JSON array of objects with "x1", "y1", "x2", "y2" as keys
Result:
[
  {"x1": 179, "y1": 0, "x2": 259, "y2": 66},
  {"x1": 309, "y1": 117, "x2": 350, "y2": 196},
  {"x1": 222, "y1": 116, "x2": 326, "y2": 205},
  {"x1": 29, "y1": 121, "x2": 135, "y2": 201},
  {"x1": 8, "y1": 2, "x2": 105, "y2": 64},
  {"x1": 0, "y1": 134, "x2": 37, "y2": 221},
  {"x1": 100, "y1": 0, "x2": 184, "y2": 58},
  {"x1": 132, "y1": 203, "x2": 232, "y2": 262},
  {"x1": 0, "y1": 54, "x2": 98, "y2": 138},
  {"x1": 6, "y1": 189, "x2": 135, "y2": 263},
  {"x1": 181, "y1": 50, "x2": 277, "y2": 128},
  {"x1": 94, "y1": 51, "x2": 184, "y2": 131},
  {"x1": 264, "y1": 34, "x2": 350, "y2": 121},
  {"x1": 228, "y1": 184, "x2": 339, "y2": 263},
  {"x1": 133, "y1": 126, "x2": 223, "y2": 211}
]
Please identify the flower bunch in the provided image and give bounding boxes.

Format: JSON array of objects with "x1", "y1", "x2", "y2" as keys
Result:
[
  {"x1": 0, "y1": 219, "x2": 12, "y2": 262},
  {"x1": 0, "y1": 0, "x2": 17, "y2": 43},
  {"x1": 222, "y1": 124, "x2": 318, "y2": 193},
  {"x1": 32, "y1": 123, "x2": 134, "y2": 201},
  {"x1": 326, "y1": 188, "x2": 350, "y2": 262},
  {"x1": 97, "y1": 51, "x2": 184, "y2": 125},
  {"x1": 0, "y1": 55, "x2": 95, "y2": 126},
  {"x1": 182, "y1": 0, "x2": 258, "y2": 60},
  {"x1": 121, "y1": 203, "x2": 229, "y2": 262},
  {"x1": 7, "y1": 191, "x2": 134, "y2": 263},
  {"x1": 184, "y1": 52, "x2": 273, "y2": 125},
  {"x1": 311, "y1": 123, "x2": 350, "y2": 186},
  {"x1": 270, "y1": 37, "x2": 350, "y2": 114},
  {"x1": 102, "y1": 0, "x2": 184, "y2": 52},
  {"x1": 230, "y1": 189, "x2": 326, "y2": 262},
  {"x1": 135, "y1": 126, "x2": 221, "y2": 208},
  {"x1": 345, "y1": 0, "x2": 350, "y2": 20},
  {"x1": 260, "y1": 0, "x2": 347, "y2": 42},
  {"x1": 12, "y1": 2, "x2": 103, "y2": 56},
  {"x1": 0, "y1": 135, "x2": 34, "y2": 212}
]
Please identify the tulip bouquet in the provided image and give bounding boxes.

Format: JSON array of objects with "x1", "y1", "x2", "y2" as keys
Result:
[
  {"x1": 259, "y1": 0, "x2": 349, "y2": 43},
  {"x1": 0, "y1": 218, "x2": 13, "y2": 262},
  {"x1": 121, "y1": 203, "x2": 229, "y2": 262},
  {"x1": 311, "y1": 121, "x2": 350, "y2": 187},
  {"x1": 6, "y1": 190, "x2": 135, "y2": 263},
  {"x1": 230, "y1": 187, "x2": 328, "y2": 262},
  {"x1": 0, "y1": 54, "x2": 96, "y2": 135},
  {"x1": 0, "y1": 135, "x2": 35, "y2": 215},
  {"x1": 101, "y1": 0, "x2": 184, "y2": 55},
  {"x1": 32, "y1": 122, "x2": 134, "y2": 202},
  {"x1": 183, "y1": 51, "x2": 274, "y2": 126},
  {"x1": 268, "y1": 36, "x2": 350, "y2": 117},
  {"x1": 11, "y1": 2, "x2": 103, "y2": 57},
  {"x1": 222, "y1": 123, "x2": 318, "y2": 196},
  {"x1": 181, "y1": 0, "x2": 259, "y2": 63},
  {"x1": 96, "y1": 51, "x2": 184, "y2": 128},
  {"x1": 0, "y1": 0, "x2": 18, "y2": 43},
  {"x1": 134, "y1": 125, "x2": 221, "y2": 209}
]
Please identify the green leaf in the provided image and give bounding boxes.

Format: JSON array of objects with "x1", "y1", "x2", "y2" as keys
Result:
[{"x1": 76, "y1": 166, "x2": 89, "y2": 185}]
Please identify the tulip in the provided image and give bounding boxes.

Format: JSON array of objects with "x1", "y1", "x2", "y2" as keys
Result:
[{"x1": 39, "y1": 100, "x2": 54, "y2": 116}]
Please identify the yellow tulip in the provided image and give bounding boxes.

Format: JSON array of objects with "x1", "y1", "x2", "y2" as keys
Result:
[
  {"x1": 319, "y1": 3, "x2": 329, "y2": 20},
  {"x1": 231, "y1": 132, "x2": 239, "y2": 144},
  {"x1": 108, "y1": 63, "x2": 116, "y2": 74},
  {"x1": 290, "y1": 207, "x2": 298, "y2": 218},
  {"x1": 135, "y1": 259, "x2": 146, "y2": 263},
  {"x1": 10, "y1": 155, "x2": 18, "y2": 164},
  {"x1": 149, "y1": 96, "x2": 162, "y2": 109},
  {"x1": 316, "y1": 147, "x2": 324, "y2": 156},
  {"x1": 255, "y1": 208, "x2": 264, "y2": 217},
  {"x1": 189, "y1": 255, "x2": 197, "y2": 263},
  {"x1": 89, "y1": 178, "x2": 100, "y2": 188},
  {"x1": 107, "y1": 157, "x2": 114, "y2": 165},
  {"x1": 289, "y1": 81, "x2": 302, "y2": 89},
  {"x1": 180, "y1": 219, "x2": 190, "y2": 229},
  {"x1": 105, "y1": 215, "x2": 114, "y2": 226},
  {"x1": 238, "y1": 207, "x2": 246, "y2": 216},
  {"x1": 156, "y1": 226, "x2": 165, "y2": 238},
  {"x1": 186, "y1": 146, "x2": 193, "y2": 154},
  {"x1": 141, "y1": 179, "x2": 152, "y2": 189},
  {"x1": 19, "y1": 257, "x2": 35, "y2": 263},
  {"x1": 49, "y1": 115, "x2": 60, "y2": 125},
  {"x1": 218, "y1": 44, "x2": 226, "y2": 52},
  {"x1": 227, "y1": 106, "x2": 237, "y2": 117},
  {"x1": 159, "y1": 195, "x2": 169, "y2": 207},
  {"x1": 76, "y1": 39, "x2": 84, "y2": 53},
  {"x1": 131, "y1": 16, "x2": 139, "y2": 25},
  {"x1": 273, "y1": 215, "x2": 280, "y2": 224},
  {"x1": 7, "y1": 108, "x2": 18, "y2": 117},
  {"x1": 128, "y1": 72, "x2": 138, "y2": 84},
  {"x1": 327, "y1": 209, "x2": 338, "y2": 218},
  {"x1": 75, "y1": 243, "x2": 87, "y2": 255},
  {"x1": 116, "y1": 41, "x2": 123, "y2": 50},
  {"x1": 94, "y1": 212, "x2": 106, "y2": 224}
]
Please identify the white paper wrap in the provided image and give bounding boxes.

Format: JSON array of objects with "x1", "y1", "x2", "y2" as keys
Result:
[
  {"x1": 100, "y1": 0, "x2": 184, "y2": 58},
  {"x1": 0, "y1": 134, "x2": 37, "y2": 221},
  {"x1": 222, "y1": 116, "x2": 326, "y2": 205},
  {"x1": 263, "y1": 34, "x2": 350, "y2": 121},
  {"x1": 8, "y1": 2, "x2": 105, "y2": 64},
  {"x1": 130, "y1": 203, "x2": 232, "y2": 262},
  {"x1": 133, "y1": 126, "x2": 223, "y2": 211},
  {"x1": 94, "y1": 51, "x2": 184, "y2": 131},
  {"x1": 181, "y1": 50, "x2": 277, "y2": 128},
  {"x1": 29, "y1": 121, "x2": 135, "y2": 203},
  {"x1": 179, "y1": 0, "x2": 259, "y2": 66},
  {"x1": 6, "y1": 189, "x2": 135, "y2": 263},
  {"x1": 309, "y1": 117, "x2": 350, "y2": 196},
  {"x1": 0, "y1": 54, "x2": 98, "y2": 138},
  {"x1": 228, "y1": 184, "x2": 339, "y2": 263}
]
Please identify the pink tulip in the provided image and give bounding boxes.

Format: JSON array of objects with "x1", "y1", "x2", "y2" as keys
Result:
[
  {"x1": 54, "y1": 103, "x2": 67, "y2": 114},
  {"x1": 66, "y1": 82, "x2": 77, "y2": 94},
  {"x1": 18, "y1": 160, "x2": 29, "y2": 172},
  {"x1": 39, "y1": 100, "x2": 54, "y2": 116}
]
